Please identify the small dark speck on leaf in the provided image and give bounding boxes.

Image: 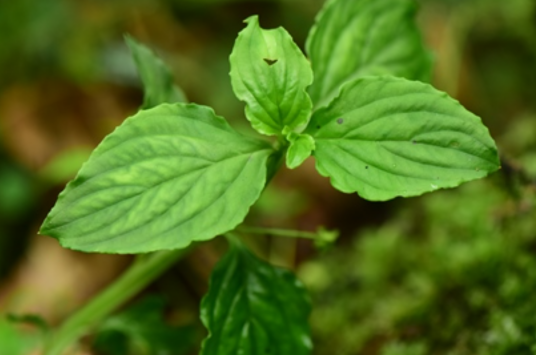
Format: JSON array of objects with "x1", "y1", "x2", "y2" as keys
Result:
[
  {"x1": 316, "y1": 125, "x2": 321, "y2": 129},
  {"x1": 365, "y1": 166, "x2": 369, "y2": 169},
  {"x1": 412, "y1": 140, "x2": 417, "y2": 144},
  {"x1": 337, "y1": 118, "x2": 344, "y2": 124},
  {"x1": 263, "y1": 58, "x2": 278, "y2": 65}
]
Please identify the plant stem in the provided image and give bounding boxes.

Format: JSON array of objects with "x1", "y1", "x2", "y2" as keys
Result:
[
  {"x1": 43, "y1": 247, "x2": 191, "y2": 355},
  {"x1": 237, "y1": 226, "x2": 318, "y2": 240}
]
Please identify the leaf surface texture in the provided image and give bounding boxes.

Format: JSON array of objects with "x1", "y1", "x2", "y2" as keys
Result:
[
  {"x1": 306, "y1": 0, "x2": 432, "y2": 107},
  {"x1": 40, "y1": 104, "x2": 274, "y2": 253},
  {"x1": 230, "y1": 16, "x2": 313, "y2": 135},
  {"x1": 200, "y1": 241, "x2": 312, "y2": 355},
  {"x1": 306, "y1": 76, "x2": 500, "y2": 201}
]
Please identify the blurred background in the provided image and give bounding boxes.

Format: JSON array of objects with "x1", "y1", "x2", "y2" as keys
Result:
[{"x1": 0, "y1": 0, "x2": 535, "y2": 354}]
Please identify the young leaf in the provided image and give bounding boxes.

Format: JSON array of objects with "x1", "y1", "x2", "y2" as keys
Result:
[
  {"x1": 306, "y1": 0, "x2": 432, "y2": 108},
  {"x1": 200, "y1": 240, "x2": 312, "y2": 355},
  {"x1": 286, "y1": 132, "x2": 315, "y2": 169},
  {"x1": 39, "y1": 104, "x2": 274, "y2": 253},
  {"x1": 230, "y1": 16, "x2": 313, "y2": 136},
  {"x1": 126, "y1": 35, "x2": 187, "y2": 108},
  {"x1": 305, "y1": 76, "x2": 500, "y2": 201}
]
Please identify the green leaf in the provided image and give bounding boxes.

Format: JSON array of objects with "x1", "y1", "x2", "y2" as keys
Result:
[
  {"x1": 230, "y1": 16, "x2": 313, "y2": 136},
  {"x1": 305, "y1": 76, "x2": 500, "y2": 201},
  {"x1": 286, "y1": 132, "x2": 315, "y2": 169},
  {"x1": 126, "y1": 35, "x2": 187, "y2": 109},
  {"x1": 93, "y1": 296, "x2": 196, "y2": 355},
  {"x1": 306, "y1": 0, "x2": 432, "y2": 108},
  {"x1": 39, "y1": 103, "x2": 274, "y2": 253},
  {"x1": 200, "y1": 239, "x2": 312, "y2": 355}
]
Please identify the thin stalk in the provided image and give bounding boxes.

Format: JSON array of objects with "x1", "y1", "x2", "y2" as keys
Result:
[
  {"x1": 43, "y1": 247, "x2": 191, "y2": 355},
  {"x1": 237, "y1": 226, "x2": 318, "y2": 240}
]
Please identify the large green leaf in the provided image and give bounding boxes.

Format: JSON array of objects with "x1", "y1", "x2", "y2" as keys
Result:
[
  {"x1": 40, "y1": 104, "x2": 274, "y2": 253},
  {"x1": 200, "y1": 239, "x2": 312, "y2": 355},
  {"x1": 305, "y1": 76, "x2": 500, "y2": 201},
  {"x1": 230, "y1": 16, "x2": 313, "y2": 136},
  {"x1": 126, "y1": 35, "x2": 187, "y2": 109},
  {"x1": 306, "y1": 0, "x2": 432, "y2": 108}
]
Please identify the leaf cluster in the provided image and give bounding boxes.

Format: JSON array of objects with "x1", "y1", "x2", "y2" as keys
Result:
[
  {"x1": 36, "y1": 0, "x2": 503, "y2": 354},
  {"x1": 40, "y1": 0, "x2": 499, "y2": 254}
]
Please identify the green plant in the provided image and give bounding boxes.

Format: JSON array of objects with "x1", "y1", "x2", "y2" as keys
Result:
[{"x1": 38, "y1": 0, "x2": 500, "y2": 354}]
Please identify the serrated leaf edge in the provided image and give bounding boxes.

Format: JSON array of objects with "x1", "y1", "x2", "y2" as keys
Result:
[
  {"x1": 39, "y1": 103, "x2": 275, "y2": 253},
  {"x1": 308, "y1": 76, "x2": 501, "y2": 201}
]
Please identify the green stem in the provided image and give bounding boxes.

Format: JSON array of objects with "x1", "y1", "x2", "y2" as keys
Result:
[
  {"x1": 43, "y1": 247, "x2": 191, "y2": 355},
  {"x1": 237, "y1": 226, "x2": 318, "y2": 240}
]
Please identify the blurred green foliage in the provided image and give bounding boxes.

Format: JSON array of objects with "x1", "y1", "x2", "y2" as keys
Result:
[
  {"x1": 93, "y1": 296, "x2": 198, "y2": 355},
  {"x1": 0, "y1": 0, "x2": 72, "y2": 85},
  {"x1": 0, "y1": 316, "x2": 43, "y2": 355},
  {"x1": 0, "y1": 0, "x2": 535, "y2": 354},
  {"x1": 0, "y1": 162, "x2": 34, "y2": 219},
  {"x1": 301, "y1": 177, "x2": 536, "y2": 355},
  {"x1": 0, "y1": 155, "x2": 36, "y2": 279}
]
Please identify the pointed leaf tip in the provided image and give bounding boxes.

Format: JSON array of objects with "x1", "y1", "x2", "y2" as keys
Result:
[
  {"x1": 307, "y1": 76, "x2": 500, "y2": 201},
  {"x1": 40, "y1": 103, "x2": 275, "y2": 253}
]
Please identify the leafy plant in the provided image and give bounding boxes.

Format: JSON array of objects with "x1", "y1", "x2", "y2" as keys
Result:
[{"x1": 38, "y1": 0, "x2": 500, "y2": 354}]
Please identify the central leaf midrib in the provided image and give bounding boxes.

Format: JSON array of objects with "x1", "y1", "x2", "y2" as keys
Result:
[
  {"x1": 51, "y1": 149, "x2": 269, "y2": 233},
  {"x1": 323, "y1": 142, "x2": 484, "y2": 184},
  {"x1": 317, "y1": 134, "x2": 496, "y2": 166},
  {"x1": 207, "y1": 252, "x2": 242, "y2": 354},
  {"x1": 98, "y1": 131, "x2": 264, "y2": 159},
  {"x1": 80, "y1": 149, "x2": 265, "y2": 246},
  {"x1": 76, "y1": 140, "x2": 270, "y2": 193},
  {"x1": 48, "y1": 163, "x2": 209, "y2": 232}
]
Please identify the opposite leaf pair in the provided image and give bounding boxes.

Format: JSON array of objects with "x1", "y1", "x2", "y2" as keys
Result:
[
  {"x1": 232, "y1": 14, "x2": 498, "y2": 200},
  {"x1": 40, "y1": 0, "x2": 499, "y2": 255}
]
